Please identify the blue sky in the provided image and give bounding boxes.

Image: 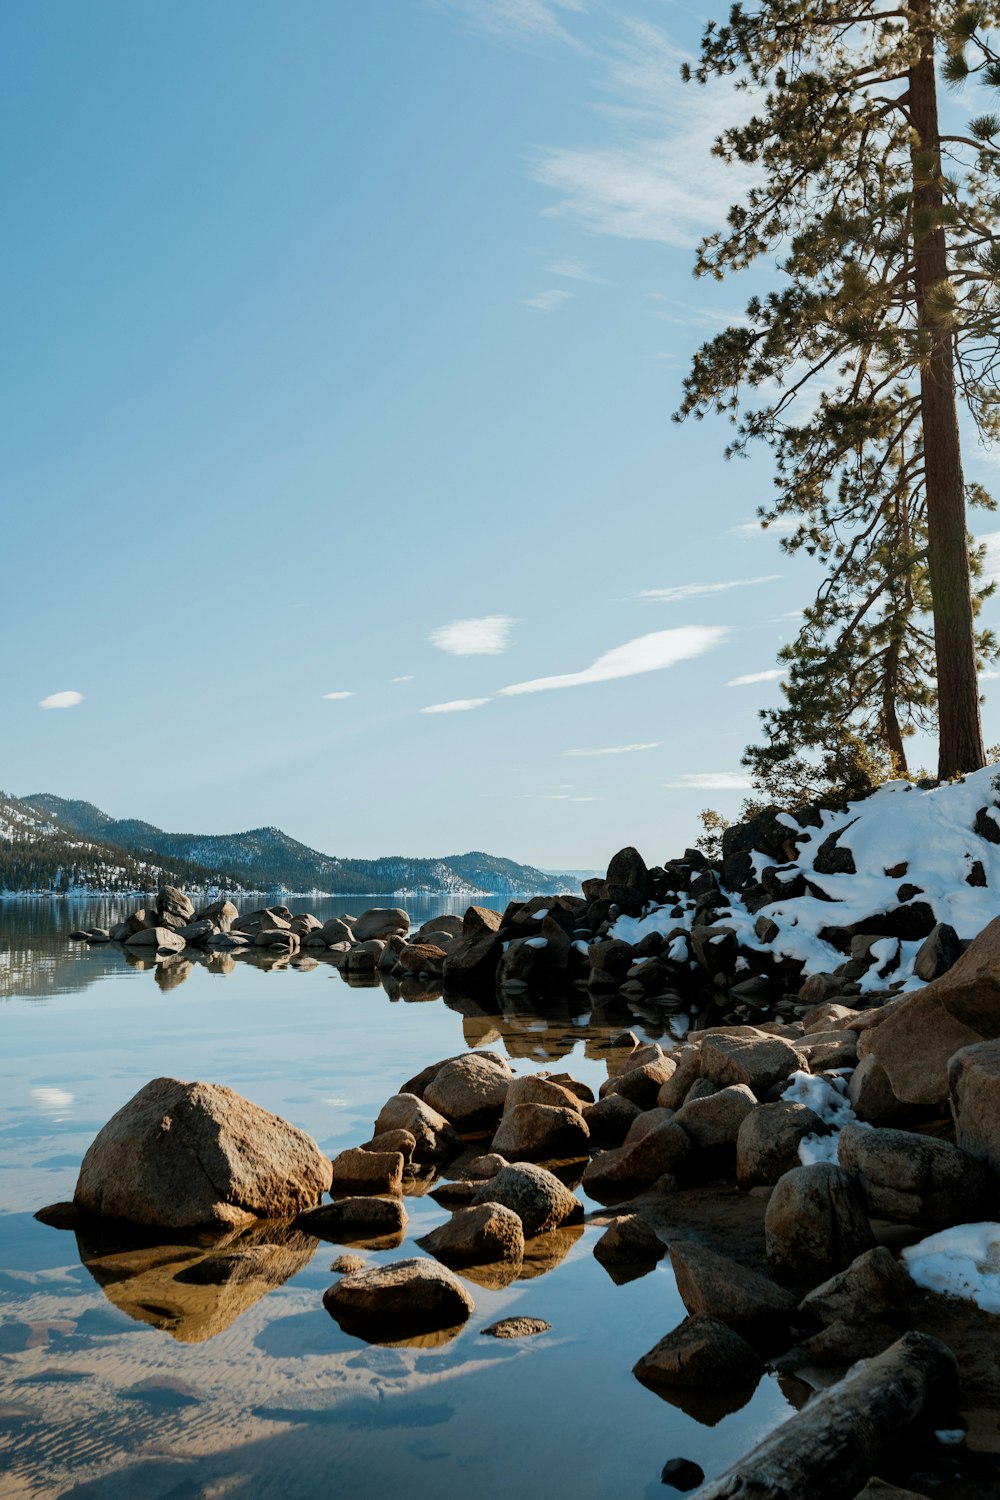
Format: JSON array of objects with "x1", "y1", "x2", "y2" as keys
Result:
[{"x1": 4, "y1": 0, "x2": 1000, "y2": 869}]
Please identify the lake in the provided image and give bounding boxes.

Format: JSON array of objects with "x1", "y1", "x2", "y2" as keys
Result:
[{"x1": 0, "y1": 898, "x2": 795, "y2": 1499}]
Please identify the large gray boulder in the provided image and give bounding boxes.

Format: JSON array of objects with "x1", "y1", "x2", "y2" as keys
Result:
[
  {"x1": 736, "y1": 1101, "x2": 825, "y2": 1187},
  {"x1": 74, "y1": 1077, "x2": 332, "y2": 1232}
]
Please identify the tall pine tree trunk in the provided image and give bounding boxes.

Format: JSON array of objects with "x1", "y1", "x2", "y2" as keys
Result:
[{"x1": 909, "y1": 16, "x2": 985, "y2": 777}]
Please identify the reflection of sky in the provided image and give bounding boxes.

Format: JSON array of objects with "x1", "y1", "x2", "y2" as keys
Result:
[
  {"x1": 31, "y1": 1085, "x2": 74, "y2": 1119},
  {"x1": 0, "y1": 916, "x2": 794, "y2": 1497}
]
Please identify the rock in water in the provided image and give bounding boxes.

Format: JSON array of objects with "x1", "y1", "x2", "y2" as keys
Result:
[
  {"x1": 323, "y1": 1258, "x2": 474, "y2": 1340},
  {"x1": 470, "y1": 1162, "x2": 582, "y2": 1235},
  {"x1": 633, "y1": 1314, "x2": 763, "y2": 1392},
  {"x1": 417, "y1": 1202, "x2": 524, "y2": 1266},
  {"x1": 74, "y1": 1077, "x2": 332, "y2": 1231}
]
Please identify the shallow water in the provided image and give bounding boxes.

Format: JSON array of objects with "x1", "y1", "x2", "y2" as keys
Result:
[{"x1": 0, "y1": 899, "x2": 795, "y2": 1499}]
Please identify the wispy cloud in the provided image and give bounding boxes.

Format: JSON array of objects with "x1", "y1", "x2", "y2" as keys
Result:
[
  {"x1": 392, "y1": 675, "x2": 415, "y2": 683},
  {"x1": 976, "y1": 530, "x2": 1000, "y2": 584},
  {"x1": 39, "y1": 691, "x2": 83, "y2": 710},
  {"x1": 499, "y1": 625, "x2": 727, "y2": 695},
  {"x1": 665, "y1": 771, "x2": 754, "y2": 791},
  {"x1": 564, "y1": 742, "x2": 660, "y2": 756},
  {"x1": 322, "y1": 691, "x2": 355, "y2": 701},
  {"x1": 726, "y1": 668, "x2": 786, "y2": 687},
  {"x1": 531, "y1": 19, "x2": 755, "y2": 247},
  {"x1": 440, "y1": 0, "x2": 587, "y2": 48},
  {"x1": 548, "y1": 257, "x2": 607, "y2": 282},
  {"x1": 520, "y1": 288, "x2": 574, "y2": 311},
  {"x1": 31, "y1": 1085, "x2": 74, "y2": 1117},
  {"x1": 431, "y1": 615, "x2": 515, "y2": 655},
  {"x1": 640, "y1": 575, "x2": 780, "y2": 604},
  {"x1": 421, "y1": 697, "x2": 492, "y2": 714},
  {"x1": 731, "y1": 517, "x2": 798, "y2": 539}
]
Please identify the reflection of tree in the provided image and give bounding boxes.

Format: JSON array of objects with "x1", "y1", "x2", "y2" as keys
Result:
[{"x1": 75, "y1": 1220, "x2": 319, "y2": 1344}]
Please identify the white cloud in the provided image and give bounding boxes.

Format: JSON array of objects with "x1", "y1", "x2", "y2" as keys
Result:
[
  {"x1": 564, "y1": 742, "x2": 660, "y2": 756},
  {"x1": 548, "y1": 257, "x2": 607, "y2": 282},
  {"x1": 430, "y1": 615, "x2": 515, "y2": 655},
  {"x1": 322, "y1": 691, "x2": 356, "y2": 700},
  {"x1": 520, "y1": 288, "x2": 574, "y2": 311},
  {"x1": 499, "y1": 625, "x2": 727, "y2": 695},
  {"x1": 440, "y1": 0, "x2": 586, "y2": 47},
  {"x1": 421, "y1": 698, "x2": 492, "y2": 714},
  {"x1": 976, "y1": 530, "x2": 1000, "y2": 584},
  {"x1": 640, "y1": 575, "x2": 780, "y2": 604},
  {"x1": 39, "y1": 691, "x2": 83, "y2": 710},
  {"x1": 392, "y1": 675, "x2": 415, "y2": 683},
  {"x1": 731, "y1": 517, "x2": 798, "y2": 538},
  {"x1": 980, "y1": 670, "x2": 1000, "y2": 681},
  {"x1": 32, "y1": 1085, "x2": 74, "y2": 1115},
  {"x1": 531, "y1": 19, "x2": 756, "y2": 247},
  {"x1": 665, "y1": 771, "x2": 754, "y2": 791},
  {"x1": 726, "y1": 668, "x2": 786, "y2": 687}
]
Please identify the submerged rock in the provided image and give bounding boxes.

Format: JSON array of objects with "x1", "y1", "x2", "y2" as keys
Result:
[{"x1": 481, "y1": 1316, "x2": 551, "y2": 1339}]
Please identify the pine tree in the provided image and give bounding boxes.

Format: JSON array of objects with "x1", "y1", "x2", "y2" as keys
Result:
[{"x1": 677, "y1": 0, "x2": 1000, "y2": 781}]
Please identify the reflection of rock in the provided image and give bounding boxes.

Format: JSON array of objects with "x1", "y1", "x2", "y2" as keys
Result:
[
  {"x1": 519, "y1": 1223, "x2": 585, "y2": 1279},
  {"x1": 74, "y1": 1219, "x2": 318, "y2": 1344},
  {"x1": 154, "y1": 958, "x2": 194, "y2": 992}
]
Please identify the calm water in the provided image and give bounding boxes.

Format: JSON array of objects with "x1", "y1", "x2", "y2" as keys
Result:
[{"x1": 0, "y1": 899, "x2": 794, "y2": 1499}]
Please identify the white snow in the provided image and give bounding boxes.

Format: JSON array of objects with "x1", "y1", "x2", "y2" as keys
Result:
[
  {"x1": 901, "y1": 1222, "x2": 1000, "y2": 1314},
  {"x1": 782, "y1": 1070, "x2": 863, "y2": 1165},
  {"x1": 667, "y1": 936, "x2": 688, "y2": 962},
  {"x1": 935, "y1": 1430, "x2": 966, "y2": 1446},
  {"x1": 523, "y1": 937, "x2": 548, "y2": 949},
  {"x1": 612, "y1": 765, "x2": 1000, "y2": 986}
]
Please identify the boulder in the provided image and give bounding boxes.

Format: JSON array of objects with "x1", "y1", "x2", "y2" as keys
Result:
[
  {"x1": 297, "y1": 1196, "x2": 408, "y2": 1240},
  {"x1": 412, "y1": 914, "x2": 464, "y2": 942},
  {"x1": 674, "y1": 1084, "x2": 757, "y2": 1151},
  {"x1": 633, "y1": 1314, "x2": 763, "y2": 1392},
  {"x1": 423, "y1": 1052, "x2": 512, "y2": 1130},
  {"x1": 583, "y1": 1094, "x2": 643, "y2": 1147},
  {"x1": 491, "y1": 1104, "x2": 590, "y2": 1162},
  {"x1": 657, "y1": 1046, "x2": 703, "y2": 1110},
  {"x1": 582, "y1": 1118, "x2": 692, "y2": 1198},
  {"x1": 373, "y1": 1094, "x2": 461, "y2": 1162},
  {"x1": 949, "y1": 1038, "x2": 1000, "y2": 1175},
  {"x1": 599, "y1": 1056, "x2": 677, "y2": 1109},
  {"x1": 417, "y1": 1201, "x2": 524, "y2": 1267},
  {"x1": 470, "y1": 1162, "x2": 582, "y2": 1235},
  {"x1": 765, "y1": 1162, "x2": 875, "y2": 1282},
  {"x1": 463, "y1": 905, "x2": 503, "y2": 935},
  {"x1": 124, "y1": 927, "x2": 186, "y2": 954},
  {"x1": 913, "y1": 922, "x2": 962, "y2": 983},
  {"x1": 318, "y1": 917, "x2": 354, "y2": 945},
  {"x1": 837, "y1": 1122, "x2": 994, "y2": 1228},
  {"x1": 700, "y1": 1031, "x2": 806, "y2": 1097},
  {"x1": 847, "y1": 1055, "x2": 904, "y2": 1123},
  {"x1": 397, "y1": 943, "x2": 446, "y2": 976},
  {"x1": 690, "y1": 924, "x2": 739, "y2": 976},
  {"x1": 736, "y1": 1101, "x2": 826, "y2": 1188},
  {"x1": 356, "y1": 1128, "x2": 417, "y2": 1164},
  {"x1": 502, "y1": 1074, "x2": 585, "y2": 1116},
  {"x1": 441, "y1": 931, "x2": 502, "y2": 987},
  {"x1": 194, "y1": 898, "x2": 240, "y2": 930},
  {"x1": 860, "y1": 989, "x2": 984, "y2": 1107},
  {"x1": 74, "y1": 1077, "x2": 332, "y2": 1231},
  {"x1": 156, "y1": 886, "x2": 195, "y2": 925},
  {"x1": 330, "y1": 1147, "x2": 404, "y2": 1197},
  {"x1": 175, "y1": 919, "x2": 215, "y2": 944},
  {"x1": 353, "y1": 907, "x2": 409, "y2": 942},
  {"x1": 799, "y1": 1245, "x2": 910, "y2": 1329},
  {"x1": 593, "y1": 1213, "x2": 665, "y2": 1268},
  {"x1": 481, "y1": 1317, "x2": 551, "y2": 1339},
  {"x1": 915, "y1": 912, "x2": 1000, "y2": 1032},
  {"x1": 323, "y1": 1258, "x2": 474, "y2": 1338},
  {"x1": 464, "y1": 1152, "x2": 507, "y2": 1180},
  {"x1": 669, "y1": 1240, "x2": 798, "y2": 1333}
]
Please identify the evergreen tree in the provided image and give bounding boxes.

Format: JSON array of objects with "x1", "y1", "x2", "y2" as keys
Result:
[{"x1": 677, "y1": 0, "x2": 1000, "y2": 781}]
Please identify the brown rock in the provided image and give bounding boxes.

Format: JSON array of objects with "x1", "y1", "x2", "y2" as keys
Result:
[
  {"x1": 736, "y1": 1101, "x2": 825, "y2": 1188},
  {"x1": 582, "y1": 1119, "x2": 692, "y2": 1199},
  {"x1": 860, "y1": 988, "x2": 984, "y2": 1107},
  {"x1": 916, "y1": 912, "x2": 1000, "y2": 1032},
  {"x1": 463, "y1": 905, "x2": 503, "y2": 935},
  {"x1": 669, "y1": 1240, "x2": 797, "y2": 1332},
  {"x1": 424, "y1": 1052, "x2": 512, "y2": 1130},
  {"x1": 837, "y1": 1122, "x2": 994, "y2": 1228},
  {"x1": 357, "y1": 1129, "x2": 417, "y2": 1164},
  {"x1": 700, "y1": 1031, "x2": 806, "y2": 1097},
  {"x1": 502, "y1": 1074, "x2": 585, "y2": 1116},
  {"x1": 847, "y1": 1055, "x2": 904, "y2": 1123},
  {"x1": 593, "y1": 1213, "x2": 665, "y2": 1268},
  {"x1": 583, "y1": 1093, "x2": 642, "y2": 1146},
  {"x1": 765, "y1": 1162, "x2": 875, "y2": 1282},
  {"x1": 799, "y1": 1246, "x2": 910, "y2": 1329},
  {"x1": 491, "y1": 1103, "x2": 590, "y2": 1162},
  {"x1": 74, "y1": 1077, "x2": 332, "y2": 1231},
  {"x1": 323, "y1": 1258, "x2": 474, "y2": 1339},
  {"x1": 674, "y1": 1084, "x2": 757, "y2": 1151},
  {"x1": 418, "y1": 1201, "x2": 524, "y2": 1267},
  {"x1": 373, "y1": 1094, "x2": 461, "y2": 1162},
  {"x1": 599, "y1": 1056, "x2": 678, "y2": 1109},
  {"x1": 633, "y1": 1314, "x2": 763, "y2": 1391},
  {"x1": 949, "y1": 1038, "x2": 1000, "y2": 1175},
  {"x1": 330, "y1": 1147, "x2": 404, "y2": 1197},
  {"x1": 397, "y1": 943, "x2": 447, "y2": 975},
  {"x1": 481, "y1": 1316, "x2": 550, "y2": 1338},
  {"x1": 470, "y1": 1162, "x2": 582, "y2": 1235},
  {"x1": 297, "y1": 1196, "x2": 408, "y2": 1240}
]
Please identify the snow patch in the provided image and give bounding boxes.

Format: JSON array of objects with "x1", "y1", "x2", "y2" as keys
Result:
[{"x1": 902, "y1": 1222, "x2": 1000, "y2": 1314}]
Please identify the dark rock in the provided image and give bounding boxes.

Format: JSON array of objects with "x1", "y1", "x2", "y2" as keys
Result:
[
  {"x1": 593, "y1": 1213, "x2": 665, "y2": 1268},
  {"x1": 975, "y1": 805, "x2": 1000, "y2": 844},
  {"x1": 765, "y1": 1162, "x2": 875, "y2": 1282},
  {"x1": 323, "y1": 1257, "x2": 473, "y2": 1339},
  {"x1": 736, "y1": 1101, "x2": 825, "y2": 1187},
  {"x1": 481, "y1": 1316, "x2": 550, "y2": 1338},
  {"x1": 660, "y1": 1457, "x2": 705, "y2": 1492},
  {"x1": 674, "y1": 1084, "x2": 757, "y2": 1151},
  {"x1": 606, "y1": 846, "x2": 650, "y2": 897},
  {"x1": 669, "y1": 1240, "x2": 797, "y2": 1333},
  {"x1": 799, "y1": 1245, "x2": 910, "y2": 1329},
  {"x1": 838, "y1": 1121, "x2": 996, "y2": 1228},
  {"x1": 297, "y1": 1196, "x2": 408, "y2": 1240},
  {"x1": 814, "y1": 824, "x2": 858, "y2": 876},
  {"x1": 633, "y1": 1313, "x2": 764, "y2": 1392},
  {"x1": 583, "y1": 1093, "x2": 642, "y2": 1146}
]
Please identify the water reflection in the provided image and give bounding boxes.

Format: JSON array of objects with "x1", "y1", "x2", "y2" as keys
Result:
[{"x1": 72, "y1": 1220, "x2": 320, "y2": 1343}]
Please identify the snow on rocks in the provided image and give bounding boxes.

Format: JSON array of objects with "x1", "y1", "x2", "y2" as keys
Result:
[{"x1": 902, "y1": 1223, "x2": 1000, "y2": 1315}]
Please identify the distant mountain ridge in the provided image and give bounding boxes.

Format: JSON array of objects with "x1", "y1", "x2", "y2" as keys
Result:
[{"x1": 3, "y1": 792, "x2": 587, "y2": 896}]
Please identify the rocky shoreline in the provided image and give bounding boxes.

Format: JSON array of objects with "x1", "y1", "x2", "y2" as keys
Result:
[{"x1": 55, "y1": 774, "x2": 1000, "y2": 1497}]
